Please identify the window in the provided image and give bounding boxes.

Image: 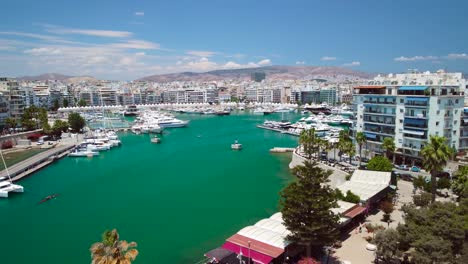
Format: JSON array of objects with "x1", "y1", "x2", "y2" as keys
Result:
[
  {"x1": 454, "y1": 120, "x2": 458, "y2": 125},
  {"x1": 398, "y1": 139, "x2": 402, "y2": 143},
  {"x1": 436, "y1": 122, "x2": 439, "y2": 126},
  {"x1": 456, "y1": 99, "x2": 459, "y2": 104},
  {"x1": 400, "y1": 109, "x2": 404, "y2": 113},
  {"x1": 399, "y1": 119, "x2": 403, "y2": 124},
  {"x1": 438, "y1": 99, "x2": 441, "y2": 104},
  {"x1": 387, "y1": 89, "x2": 391, "y2": 95},
  {"x1": 437, "y1": 110, "x2": 440, "y2": 115},
  {"x1": 436, "y1": 132, "x2": 439, "y2": 135}
]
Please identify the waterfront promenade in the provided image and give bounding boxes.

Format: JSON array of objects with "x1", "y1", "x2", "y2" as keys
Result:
[{"x1": 0, "y1": 144, "x2": 75, "y2": 182}]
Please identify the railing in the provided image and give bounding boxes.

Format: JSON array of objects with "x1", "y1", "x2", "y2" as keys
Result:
[
  {"x1": 363, "y1": 119, "x2": 396, "y2": 125},
  {"x1": 405, "y1": 102, "x2": 428, "y2": 107},
  {"x1": 363, "y1": 100, "x2": 395, "y2": 105},
  {"x1": 364, "y1": 109, "x2": 395, "y2": 115}
]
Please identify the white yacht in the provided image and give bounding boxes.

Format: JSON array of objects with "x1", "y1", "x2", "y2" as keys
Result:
[
  {"x1": 68, "y1": 149, "x2": 99, "y2": 157},
  {"x1": 0, "y1": 181, "x2": 24, "y2": 198},
  {"x1": 231, "y1": 140, "x2": 242, "y2": 150},
  {"x1": 157, "y1": 117, "x2": 189, "y2": 128}
]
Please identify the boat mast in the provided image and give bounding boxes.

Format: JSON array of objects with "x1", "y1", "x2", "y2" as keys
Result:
[{"x1": 0, "y1": 147, "x2": 12, "y2": 183}]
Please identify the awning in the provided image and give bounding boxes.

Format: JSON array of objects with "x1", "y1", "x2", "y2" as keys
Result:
[
  {"x1": 222, "y1": 242, "x2": 274, "y2": 264},
  {"x1": 354, "y1": 85, "x2": 386, "y2": 89},
  {"x1": 404, "y1": 118, "x2": 426, "y2": 125},
  {"x1": 399, "y1": 86, "x2": 428, "y2": 91},
  {"x1": 403, "y1": 130, "x2": 425, "y2": 136},
  {"x1": 344, "y1": 206, "x2": 367, "y2": 218},
  {"x1": 226, "y1": 234, "x2": 284, "y2": 258},
  {"x1": 406, "y1": 97, "x2": 429, "y2": 102},
  {"x1": 365, "y1": 133, "x2": 377, "y2": 139}
]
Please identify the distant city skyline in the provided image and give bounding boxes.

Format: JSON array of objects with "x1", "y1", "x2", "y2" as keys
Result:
[{"x1": 1, "y1": 0, "x2": 468, "y2": 80}]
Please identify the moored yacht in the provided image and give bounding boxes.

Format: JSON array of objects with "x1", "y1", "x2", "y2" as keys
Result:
[{"x1": 0, "y1": 181, "x2": 24, "y2": 198}]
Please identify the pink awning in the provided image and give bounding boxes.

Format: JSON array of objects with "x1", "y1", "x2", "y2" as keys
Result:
[{"x1": 222, "y1": 241, "x2": 274, "y2": 264}]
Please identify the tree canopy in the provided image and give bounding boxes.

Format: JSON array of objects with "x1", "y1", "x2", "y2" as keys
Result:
[
  {"x1": 366, "y1": 156, "x2": 393, "y2": 172},
  {"x1": 20, "y1": 106, "x2": 48, "y2": 131},
  {"x1": 453, "y1": 166, "x2": 468, "y2": 199},
  {"x1": 68, "y1": 112, "x2": 86, "y2": 133},
  {"x1": 280, "y1": 161, "x2": 339, "y2": 256},
  {"x1": 90, "y1": 229, "x2": 138, "y2": 264}
]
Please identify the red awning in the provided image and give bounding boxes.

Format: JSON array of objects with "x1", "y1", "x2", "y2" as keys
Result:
[
  {"x1": 344, "y1": 206, "x2": 367, "y2": 218},
  {"x1": 354, "y1": 85, "x2": 386, "y2": 89},
  {"x1": 226, "y1": 234, "x2": 284, "y2": 258},
  {"x1": 222, "y1": 241, "x2": 274, "y2": 264}
]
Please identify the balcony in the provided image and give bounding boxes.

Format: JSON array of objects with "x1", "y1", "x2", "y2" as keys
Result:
[
  {"x1": 404, "y1": 113, "x2": 427, "y2": 119},
  {"x1": 363, "y1": 99, "x2": 396, "y2": 105},
  {"x1": 364, "y1": 109, "x2": 395, "y2": 116}
]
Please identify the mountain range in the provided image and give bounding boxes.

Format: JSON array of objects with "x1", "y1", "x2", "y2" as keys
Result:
[{"x1": 16, "y1": 65, "x2": 374, "y2": 83}]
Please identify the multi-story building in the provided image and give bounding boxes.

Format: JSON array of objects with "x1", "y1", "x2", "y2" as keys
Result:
[
  {"x1": 353, "y1": 70, "x2": 466, "y2": 165},
  {"x1": 251, "y1": 72, "x2": 266, "y2": 82},
  {"x1": 0, "y1": 78, "x2": 24, "y2": 120},
  {"x1": 0, "y1": 92, "x2": 9, "y2": 126},
  {"x1": 320, "y1": 88, "x2": 337, "y2": 105},
  {"x1": 99, "y1": 87, "x2": 117, "y2": 106}
]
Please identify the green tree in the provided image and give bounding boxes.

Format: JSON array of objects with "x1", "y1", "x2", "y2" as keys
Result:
[
  {"x1": 280, "y1": 161, "x2": 339, "y2": 256},
  {"x1": 68, "y1": 112, "x2": 86, "y2": 133},
  {"x1": 355, "y1": 131, "x2": 366, "y2": 168},
  {"x1": 374, "y1": 229, "x2": 402, "y2": 263},
  {"x1": 5, "y1": 117, "x2": 16, "y2": 130},
  {"x1": 452, "y1": 166, "x2": 468, "y2": 199},
  {"x1": 382, "y1": 137, "x2": 396, "y2": 164},
  {"x1": 413, "y1": 175, "x2": 427, "y2": 190},
  {"x1": 421, "y1": 135, "x2": 452, "y2": 202},
  {"x1": 397, "y1": 201, "x2": 466, "y2": 261},
  {"x1": 337, "y1": 133, "x2": 352, "y2": 162},
  {"x1": 51, "y1": 99, "x2": 60, "y2": 111},
  {"x1": 78, "y1": 99, "x2": 87, "y2": 107},
  {"x1": 90, "y1": 229, "x2": 138, "y2": 264},
  {"x1": 367, "y1": 156, "x2": 393, "y2": 172},
  {"x1": 299, "y1": 128, "x2": 318, "y2": 160},
  {"x1": 413, "y1": 192, "x2": 432, "y2": 207},
  {"x1": 50, "y1": 120, "x2": 69, "y2": 137},
  {"x1": 63, "y1": 98, "x2": 69, "y2": 108}
]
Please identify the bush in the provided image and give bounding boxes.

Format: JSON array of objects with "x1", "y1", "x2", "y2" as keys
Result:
[
  {"x1": 437, "y1": 177, "x2": 451, "y2": 190},
  {"x1": 413, "y1": 192, "x2": 431, "y2": 207},
  {"x1": 380, "y1": 201, "x2": 394, "y2": 215},
  {"x1": 345, "y1": 173, "x2": 351, "y2": 181},
  {"x1": 334, "y1": 189, "x2": 361, "y2": 203},
  {"x1": 1, "y1": 140, "x2": 13, "y2": 149},
  {"x1": 367, "y1": 156, "x2": 393, "y2": 172}
]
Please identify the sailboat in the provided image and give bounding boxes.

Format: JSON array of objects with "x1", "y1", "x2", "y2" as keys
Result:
[{"x1": 0, "y1": 148, "x2": 24, "y2": 198}]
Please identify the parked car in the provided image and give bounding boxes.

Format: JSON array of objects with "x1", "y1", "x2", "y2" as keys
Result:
[
  {"x1": 410, "y1": 166, "x2": 421, "y2": 172},
  {"x1": 396, "y1": 164, "x2": 409, "y2": 171}
]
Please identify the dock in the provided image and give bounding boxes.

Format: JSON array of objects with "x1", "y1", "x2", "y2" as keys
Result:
[
  {"x1": 0, "y1": 144, "x2": 75, "y2": 182},
  {"x1": 257, "y1": 125, "x2": 299, "y2": 136},
  {"x1": 270, "y1": 147, "x2": 295, "y2": 153}
]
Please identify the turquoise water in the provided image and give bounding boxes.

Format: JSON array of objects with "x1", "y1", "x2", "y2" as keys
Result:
[{"x1": 0, "y1": 112, "x2": 300, "y2": 264}]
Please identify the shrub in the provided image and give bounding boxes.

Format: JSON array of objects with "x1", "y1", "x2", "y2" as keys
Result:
[
  {"x1": 380, "y1": 201, "x2": 394, "y2": 215},
  {"x1": 1, "y1": 140, "x2": 13, "y2": 149},
  {"x1": 367, "y1": 156, "x2": 393, "y2": 172},
  {"x1": 413, "y1": 192, "x2": 432, "y2": 207},
  {"x1": 344, "y1": 190, "x2": 361, "y2": 203},
  {"x1": 345, "y1": 173, "x2": 351, "y2": 181},
  {"x1": 437, "y1": 177, "x2": 451, "y2": 190}
]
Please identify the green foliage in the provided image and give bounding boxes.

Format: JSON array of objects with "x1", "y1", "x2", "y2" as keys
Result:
[
  {"x1": 20, "y1": 106, "x2": 49, "y2": 131},
  {"x1": 421, "y1": 135, "x2": 453, "y2": 202},
  {"x1": 77, "y1": 99, "x2": 87, "y2": 107},
  {"x1": 397, "y1": 201, "x2": 467, "y2": 261},
  {"x1": 452, "y1": 167, "x2": 468, "y2": 199},
  {"x1": 334, "y1": 189, "x2": 361, "y2": 203},
  {"x1": 63, "y1": 98, "x2": 69, "y2": 108},
  {"x1": 413, "y1": 192, "x2": 432, "y2": 207},
  {"x1": 345, "y1": 173, "x2": 351, "y2": 181},
  {"x1": 366, "y1": 156, "x2": 393, "y2": 172},
  {"x1": 299, "y1": 128, "x2": 318, "y2": 160},
  {"x1": 50, "y1": 120, "x2": 69, "y2": 137},
  {"x1": 51, "y1": 99, "x2": 60, "y2": 111},
  {"x1": 374, "y1": 229, "x2": 402, "y2": 262},
  {"x1": 280, "y1": 161, "x2": 340, "y2": 252},
  {"x1": 382, "y1": 137, "x2": 395, "y2": 159},
  {"x1": 413, "y1": 175, "x2": 427, "y2": 190},
  {"x1": 437, "y1": 177, "x2": 451, "y2": 190},
  {"x1": 355, "y1": 132, "x2": 366, "y2": 167},
  {"x1": 5, "y1": 117, "x2": 16, "y2": 129},
  {"x1": 68, "y1": 112, "x2": 85, "y2": 133}
]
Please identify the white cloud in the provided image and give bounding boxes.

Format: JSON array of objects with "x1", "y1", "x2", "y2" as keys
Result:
[
  {"x1": 24, "y1": 47, "x2": 62, "y2": 55},
  {"x1": 342, "y1": 61, "x2": 360, "y2": 67},
  {"x1": 111, "y1": 40, "x2": 160, "y2": 50},
  {"x1": 296, "y1": 61, "x2": 305, "y2": 65},
  {"x1": 446, "y1": 53, "x2": 468, "y2": 60},
  {"x1": 44, "y1": 25, "x2": 132, "y2": 38},
  {"x1": 394, "y1": 55, "x2": 438, "y2": 62},
  {"x1": 135, "y1": 52, "x2": 146, "y2": 56},
  {"x1": 135, "y1": 12, "x2": 145, "y2": 16},
  {"x1": 223, "y1": 61, "x2": 242, "y2": 69},
  {"x1": 186, "y1": 50, "x2": 218, "y2": 57},
  {"x1": 321, "y1": 56, "x2": 337, "y2": 61},
  {"x1": 258, "y1": 59, "x2": 271, "y2": 66}
]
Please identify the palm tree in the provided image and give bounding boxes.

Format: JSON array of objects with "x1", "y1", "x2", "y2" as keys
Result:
[
  {"x1": 382, "y1": 138, "x2": 396, "y2": 164},
  {"x1": 421, "y1": 135, "x2": 452, "y2": 202},
  {"x1": 299, "y1": 128, "x2": 317, "y2": 160},
  {"x1": 319, "y1": 138, "x2": 330, "y2": 161},
  {"x1": 90, "y1": 229, "x2": 139, "y2": 264},
  {"x1": 355, "y1": 132, "x2": 367, "y2": 167}
]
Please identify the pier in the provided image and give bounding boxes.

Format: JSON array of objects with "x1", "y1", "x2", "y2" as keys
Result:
[
  {"x1": 257, "y1": 125, "x2": 299, "y2": 136},
  {"x1": 0, "y1": 144, "x2": 75, "y2": 182}
]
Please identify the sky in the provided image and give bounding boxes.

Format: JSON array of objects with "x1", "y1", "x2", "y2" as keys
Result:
[{"x1": 1, "y1": 0, "x2": 468, "y2": 80}]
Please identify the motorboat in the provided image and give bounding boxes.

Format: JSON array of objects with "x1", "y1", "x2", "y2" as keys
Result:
[
  {"x1": 151, "y1": 136, "x2": 161, "y2": 144},
  {"x1": 157, "y1": 117, "x2": 189, "y2": 128},
  {"x1": 231, "y1": 140, "x2": 242, "y2": 150},
  {"x1": 68, "y1": 149, "x2": 99, "y2": 157},
  {"x1": 123, "y1": 105, "x2": 139, "y2": 116},
  {"x1": 0, "y1": 181, "x2": 24, "y2": 198}
]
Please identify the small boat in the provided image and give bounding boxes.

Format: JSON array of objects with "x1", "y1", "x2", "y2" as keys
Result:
[
  {"x1": 38, "y1": 194, "x2": 59, "y2": 204},
  {"x1": 68, "y1": 149, "x2": 99, "y2": 157},
  {"x1": 231, "y1": 140, "x2": 242, "y2": 150},
  {"x1": 151, "y1": 136, "x2": 161, "y2": 144}
]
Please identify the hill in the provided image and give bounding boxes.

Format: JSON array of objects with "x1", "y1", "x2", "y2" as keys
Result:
[
  {"x1": 17, "y1": 73, "x2": 98, "y2": 83},
  {"x1": 138, "y1": 65, "x2": 373, "y2": 82}
]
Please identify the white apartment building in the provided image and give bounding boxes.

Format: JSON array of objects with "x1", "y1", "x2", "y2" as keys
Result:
[{"x1": 353, "y1": 70, "x2": 465, "y2": 165}]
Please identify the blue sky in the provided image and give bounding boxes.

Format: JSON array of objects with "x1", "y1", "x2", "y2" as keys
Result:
[{"x1": 1, "y1": 0, "x2": 468, "y2": 80}]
